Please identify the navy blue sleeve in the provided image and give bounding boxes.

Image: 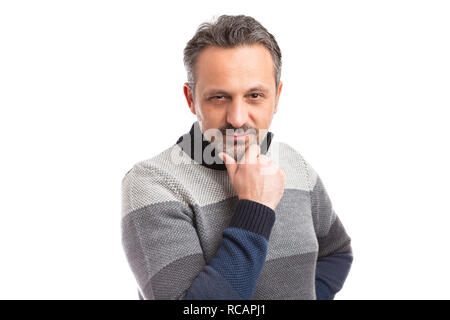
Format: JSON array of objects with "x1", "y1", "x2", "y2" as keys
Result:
[
  {"x1": 181, "y1": 199, "x2": 275, "y2": 300},
  {"x1": 315, "y1": 278, "x2": 332, "y2": 300},
  {"x1": 315, "y1": 253, "x2": 353, "y2": 300},
  {"x1": 308, "y1": 172, "x2": 353, "y2": 300}
]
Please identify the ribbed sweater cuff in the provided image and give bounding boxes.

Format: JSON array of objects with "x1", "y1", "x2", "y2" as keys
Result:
[{"x1": 229, "y1": 199, "x2": 276, "y2": 240}]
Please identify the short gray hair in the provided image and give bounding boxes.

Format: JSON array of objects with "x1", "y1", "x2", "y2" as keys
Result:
[{"x1": 183, "y1": 14, "x2": 282, "y2": 98}]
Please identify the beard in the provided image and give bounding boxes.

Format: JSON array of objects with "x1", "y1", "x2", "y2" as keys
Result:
[
  {"x1": 210, "y1": 130, "x2": 261, "y2": 163},
  {"x1": 200, "y1": 122, "x2": 270, "y2": 164}
]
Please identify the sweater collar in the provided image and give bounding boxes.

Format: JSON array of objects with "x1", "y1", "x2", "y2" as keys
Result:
[{"x1": 175, "y1": 121, "x2": 274, "y2": 171}]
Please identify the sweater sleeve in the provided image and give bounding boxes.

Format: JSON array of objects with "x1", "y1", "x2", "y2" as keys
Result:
[
  {"x1": 182, "y1": 199, "x2": 275, "y2": 300},
  {"x1": 305, "y1": 161, "x2": 353, "y2": 300},
  {"x1": 121, "y1": 164, "x2": 275, "y2": 300}
]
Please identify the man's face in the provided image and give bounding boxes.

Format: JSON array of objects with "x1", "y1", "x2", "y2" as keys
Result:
[{"x1": 183, "y1": 43, "x2": 283, "y2": 162}]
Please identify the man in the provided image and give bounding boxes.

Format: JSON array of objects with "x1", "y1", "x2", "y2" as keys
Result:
[{"x1": 121, "y1": 14, "x2": 353, "y2": 300}]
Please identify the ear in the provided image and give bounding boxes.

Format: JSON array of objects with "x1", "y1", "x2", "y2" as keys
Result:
[
  {"x1": 274, "y1": 80, "x2": 283, "y2": 114},
  {"x1": 183, "y1": 82, "x2": 196, "y2": 115}
]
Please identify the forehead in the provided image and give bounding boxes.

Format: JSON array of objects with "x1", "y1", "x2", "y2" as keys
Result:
[{"x1": 195, "y1": 44, "x2": 275, "y2": 93}]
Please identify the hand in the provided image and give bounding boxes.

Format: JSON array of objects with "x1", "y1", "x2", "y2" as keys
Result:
[{"x1": 218, "y1": 140, "x2": 286, "y2": 211}]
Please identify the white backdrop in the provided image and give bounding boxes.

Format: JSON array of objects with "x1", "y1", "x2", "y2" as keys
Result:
[{"x1": 1, "y1": 0, "x2": 449, "y2": 299}]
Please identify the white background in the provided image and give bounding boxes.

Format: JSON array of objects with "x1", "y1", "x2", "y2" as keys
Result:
[{"x1": 1, "y1": 0, "x2": 449, "y2": 299}]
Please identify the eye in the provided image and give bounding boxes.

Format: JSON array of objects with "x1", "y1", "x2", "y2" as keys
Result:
[
  {"x1": 249, "y1": 93, "x2": 263, "y2": 99},
  {"x1": 211, "y1": 95, "x2": 225, "y2": 100}
]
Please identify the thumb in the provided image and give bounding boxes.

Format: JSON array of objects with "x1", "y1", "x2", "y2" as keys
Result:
[{"x1": 218, "y1": 152, "x2": 237, "y2": 177}]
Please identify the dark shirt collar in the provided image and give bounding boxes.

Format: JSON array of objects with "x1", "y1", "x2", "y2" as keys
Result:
[{"x1": 175, "y1": 121, "x2": 274, "y2": 171}]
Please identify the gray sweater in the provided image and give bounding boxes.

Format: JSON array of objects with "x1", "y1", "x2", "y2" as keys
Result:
[{"x1": 121, "y1": 121, "x2": 353, "y2": 299}]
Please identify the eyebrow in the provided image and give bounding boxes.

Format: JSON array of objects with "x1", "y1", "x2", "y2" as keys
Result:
[{"x1": 203, "y1": 85, "x2": 270, "y2": 97}]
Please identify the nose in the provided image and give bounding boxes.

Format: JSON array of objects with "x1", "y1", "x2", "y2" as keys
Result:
[{"x1": 226, "y1": 98, "x2": 249, "y2": 130}]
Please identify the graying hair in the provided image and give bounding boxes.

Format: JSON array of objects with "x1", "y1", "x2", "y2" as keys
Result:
[{"x1": 183, "y1": 14, "x2": 282, "y2": 98}]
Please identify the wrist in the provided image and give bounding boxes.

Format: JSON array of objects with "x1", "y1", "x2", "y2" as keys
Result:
[{"x1": 229, "y1": 199, "x2": 276, "y2": 240}]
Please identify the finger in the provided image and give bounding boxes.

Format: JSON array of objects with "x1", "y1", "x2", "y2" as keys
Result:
[
  {"x1": 239, "y1": 141, "x2": 260, "y2": 165},
  {"x1": 258, "y1": 154, "x2": 270, "y2": 165},
  {"x1": 218, "y1": 152, "x2": 237, "y2": 176}
]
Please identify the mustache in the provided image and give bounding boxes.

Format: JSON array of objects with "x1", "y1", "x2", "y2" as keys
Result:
[{"x1": 219, "y1": 125, "x2": 256, "y2": 135}]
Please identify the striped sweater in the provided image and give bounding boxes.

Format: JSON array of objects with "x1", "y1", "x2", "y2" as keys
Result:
[{"x1": 121, "y1": 121, "x2": 353, "y2": 300}]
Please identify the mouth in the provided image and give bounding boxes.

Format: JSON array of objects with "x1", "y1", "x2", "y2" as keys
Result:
[
  {"x1": 224, "y1": 133, "x2": 250, "y2": 141},
  {"x1": 232, "y1": 134, "x2": 249, "y2": 141}
]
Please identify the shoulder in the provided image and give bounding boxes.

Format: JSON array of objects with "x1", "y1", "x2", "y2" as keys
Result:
[{"x1": 121, "y1": 144, "x2": 191, "y2": 218}]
